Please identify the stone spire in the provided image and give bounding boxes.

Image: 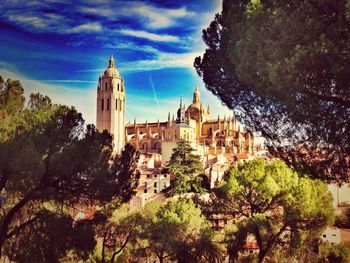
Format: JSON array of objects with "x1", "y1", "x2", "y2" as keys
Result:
[
  {"x1": 193, "y1": 84, "x2": 200, "y2": 103},
  {"x1": 218, "y1": 115, "x2": 221, "y2": 131},
  {"x1": 109, "y1": 55, "x2": 115, "y2": 68}
]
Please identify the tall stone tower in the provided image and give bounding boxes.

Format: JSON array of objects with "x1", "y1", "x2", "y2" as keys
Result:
[{"x1": 96, "y1": 55, "x2": 125, "y2": 153}]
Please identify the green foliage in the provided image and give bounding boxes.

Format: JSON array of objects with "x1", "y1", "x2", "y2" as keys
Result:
[
  {"x1": 219, "y1": 159, "x2": 334, "y2": 262},
  {"x1": 97, "y1": 204, "x2": 143, "y2": 263},
  {"x1": 3, "y1": 210, "x2": 96, "y2": 263},
  {"x1": 318, "y1": 242, "x2": 350, "y2": 263},
  {"x1": 164, "y1": 140, "x2": 206, "y2": 196},
  {"x1": 195, "y1": 0, "x2": 350, "y2": 182},
  {"x1": 0, "y1": 77, "x2": 139, "y2": 261},
  {"x1": 145, "y1": 199, "x2": 224, "y2": 262},
  {"x1": 0, "y1": 77, "x2": 25, "y2": 141}
]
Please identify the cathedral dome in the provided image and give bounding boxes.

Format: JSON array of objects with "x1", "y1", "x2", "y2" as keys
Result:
[
  {"x1": 186, "y1": 85, "x2": 203, "y2": 121},
  {"x1": 188, "y1": 102, "x2": 201, "y2": 111},
  {"x1": 104, "y1": 55, "x2": 121, "y2": 78},
  {"x1": 187, "y1": 103, "x2": 201, "y2": 121},
  {"x1": 104, "y1": 67, "x2": 120, "y2": 78}
]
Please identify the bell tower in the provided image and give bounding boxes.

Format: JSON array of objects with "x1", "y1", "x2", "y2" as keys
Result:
[{"x1": 96, "y1": 55, "x2": 125, "y2": 153}]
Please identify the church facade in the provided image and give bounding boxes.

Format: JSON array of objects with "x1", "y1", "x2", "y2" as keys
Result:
[{"x1": 96, "y1": 56, "x2": 255, "y2": 160}]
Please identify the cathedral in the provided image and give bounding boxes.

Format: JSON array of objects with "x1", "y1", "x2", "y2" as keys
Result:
[{"x1": 96, "y1": 56, "x2": 255, "y2": 161}]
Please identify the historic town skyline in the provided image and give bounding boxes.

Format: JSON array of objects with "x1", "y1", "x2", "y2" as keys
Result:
[{"x1": 0, "y1": 0, "x2": 234, "y2": 125}]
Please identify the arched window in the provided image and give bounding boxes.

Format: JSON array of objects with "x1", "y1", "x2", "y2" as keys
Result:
[
  {"x1": 121, "y1": 84, "x2": 124, "y2": 92},
  {"x1": 154, "y1": 142, "x2": 161, "y2": 149},
  {"x1": 117, "y1": 83, "x2": 119, "y2": 91},
  {"x1": 107, "y1": 98, "x2": 110, "y2": 110},
  {"x1": 101, "y1": 99, "x2": 104, "y2": 111},
  {"x1": 120, "y1": 99, "x2": 122, "y2": 110},
  {"x1": 116, "y1": 99, "x2": 118, "y2": 111}
]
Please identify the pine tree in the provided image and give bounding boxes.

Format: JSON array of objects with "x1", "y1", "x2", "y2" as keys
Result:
[{"x1": 164, "y1": 140, "x2": 206, "y2": 196}]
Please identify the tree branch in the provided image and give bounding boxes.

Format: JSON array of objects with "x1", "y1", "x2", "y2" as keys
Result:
[{"x1": 6, "y1": 216, "x2": 38, "y2": 239}]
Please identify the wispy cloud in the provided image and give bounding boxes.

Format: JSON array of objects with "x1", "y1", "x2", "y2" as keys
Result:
[
  {"x1": 126, "y1": 3, "x2": 194, "y2": 29},
  {"x1": 120, "y1": 51, "x2": 202, "y2": 72},
  {"x1": 79, "y1": 6, "x2": 113, "y2": 17},
  {"x1": 78, "y1": 50, "x2": 202, "y2": 73},
  {"x1": 117, "y1": 29, "x2": 181, "y2": 43},
  {"x1": 8, "y1": 15, "x2": 47, "y2": 29},
  {"x1": 80, "y1": 2, "x2": 195, "y2": 29},
  {"x1": 38, "y1": 80, "x2": 96, "y2": 83},
  {"x1": 105, "y1": 42, "x2": 159, "y2": 54},
  {"x1": 66, "y1": 22, "x2": 103, "y2": 33}
]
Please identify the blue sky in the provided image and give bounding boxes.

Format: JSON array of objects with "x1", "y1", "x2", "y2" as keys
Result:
[{"x1": 0, "y1": 0, "x2": 233, "y2": 124}]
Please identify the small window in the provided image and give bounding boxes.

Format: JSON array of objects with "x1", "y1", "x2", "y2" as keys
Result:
[
  {"x1": 154, "y1": 189, "x2": 157, "y2": 193},
  {"x1": 107, "y1": 98, "x2": 110, "y2": 110},
  {"x1": 147, "y1": 174, "x2": 151, "y2": 178},
  {"x1": 116, "y1": 99, "x2": 118, "y2": 111},
  {"x1": 154, "y1": 182, "x2": 157, "y2": 187},
  {"x1": 332, "y1": 234, "x2": 336, "y2": 237},
  {"x1": 323, "y1": 234, "x2": 326, "y2": 238},
  {"x1": 117, "y1": 83, "x2": 119, "y2": 91},
  {"x1": 135, "y1": 172, "x2": 140, "y2": 179},
  {"x1": 144, "y1": 182, "x2": 147, "y2": 187},
  {"x1": 120, "y1": 99, "x2": 122, "y2": 110},
  {"x1": 144, "y1": 189, "x2": 147, "y2": 193},
  {"x1": 154, "y1": 174, "x2": 157, "y2": 178},
  {"x1": 101, "y1": 99, "x2": 104, "y2": 110}
]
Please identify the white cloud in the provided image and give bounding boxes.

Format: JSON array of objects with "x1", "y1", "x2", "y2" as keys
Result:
[
  {"x1": 8, "y1": 15, "x2": 46, "y2": 29},
  {"x1": 77, "y1": 50, "x2": 203, "y2": 73},
  {"x1": 39, "y1": 80, "x2": 96, "y2": 83},
  {"x1": 126, "y1": 3, "x2": 194, "y2": 29},
  {"x1": 117, "y1": 29, "x2": 181, "y2": 43},
  {"x1": 80, "y1": 2, "x2": 194, "y2": 29},
  {"x1": 105, "y1": 42, "x2": 160, "y2": 54},
  {"x1": 120, "y1": 51, "x2": 202, "y2": 72},
  {"x1": 66, "y1": 22, "x2": 103, "y2": 33},
  {"x1": 79, "y1": 6, "x2": 113, "y2": 17}
]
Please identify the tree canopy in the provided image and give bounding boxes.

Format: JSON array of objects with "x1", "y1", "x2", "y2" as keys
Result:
[
  {"x1": 194, "y1": 0, "x2": 350, "y2": 182},
  {"x1": 163, "y1": 140, "x2": 207, "y2": 196},
  {"x1": 0, "y1": 77, "x2": 139, "y2": 260},
  {"x1": 216, "y1": 159, "x2": 334, "y2": 262},
  {"x1": 145, "y1": 199, "x2": 223, "y2": 263}
]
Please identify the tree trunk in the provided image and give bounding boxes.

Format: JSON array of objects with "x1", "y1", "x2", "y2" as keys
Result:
[
  {"x1": 0, "y1": 195, "x2": 31, "y2": 254},
  {"x1": 258, "y1": 250, "x2": 267, "y2": 263}
]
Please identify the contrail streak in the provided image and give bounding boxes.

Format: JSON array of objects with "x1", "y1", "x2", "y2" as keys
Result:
[{"x1": 148, "y1": 74, "x2": 160, "y2": 119}]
